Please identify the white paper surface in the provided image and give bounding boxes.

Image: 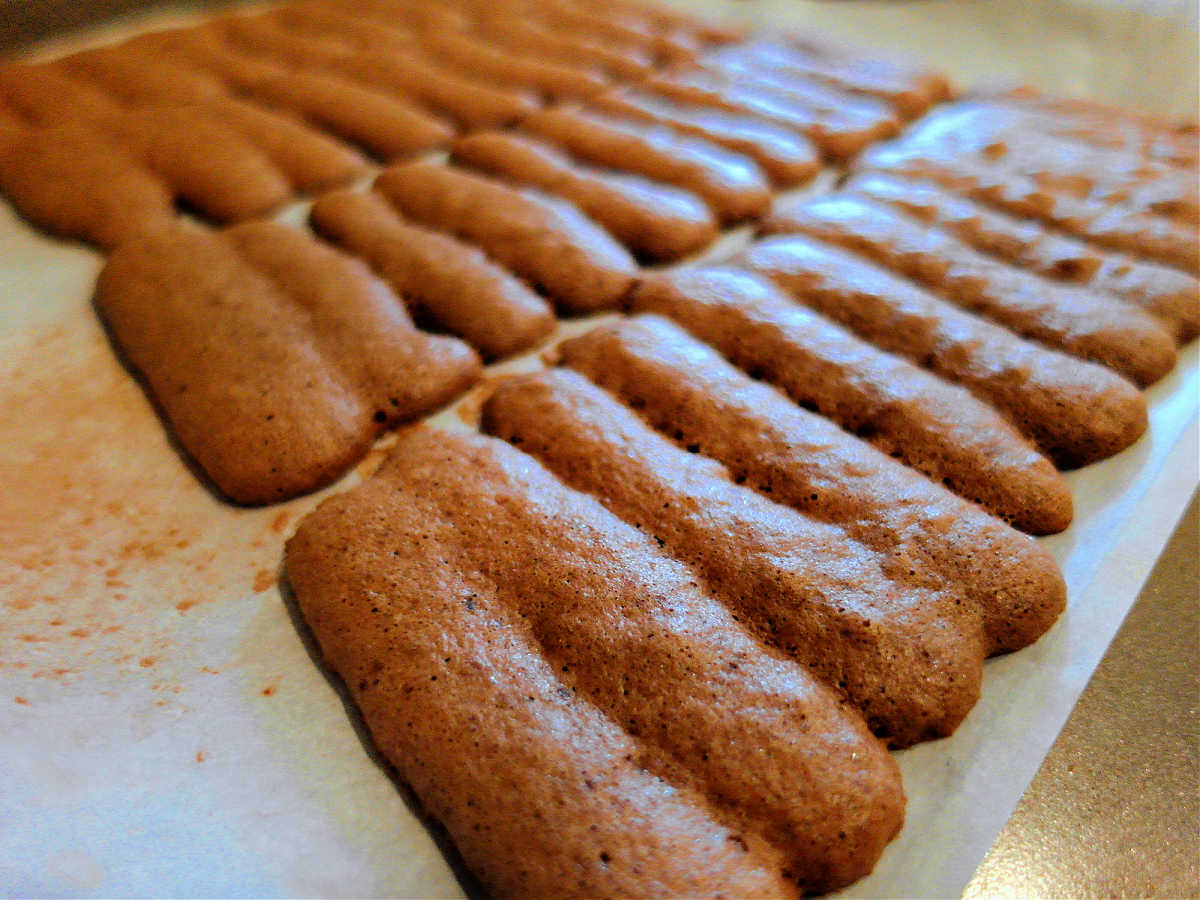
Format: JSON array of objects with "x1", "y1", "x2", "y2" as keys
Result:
[{"x1": 1, "y1": 2, "x2": 1197, "y2": 897}]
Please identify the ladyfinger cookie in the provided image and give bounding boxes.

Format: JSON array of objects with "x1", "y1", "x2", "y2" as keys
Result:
[
  {"x1": 742, "y1": 234, "x2": 1149, "y2": 467},
  {"x1": 268, "y1": 5, "x2": 539, "y2": 129},
  {"x1": 0, "y1": 123, "x2": 175, "y2": 248},
  {"x1": 643, "y1": 67, "x2": 900, "y2": 161},
  {"x1": 52, "y1": 42, "x2": 369, "y2": 193},
  {"x1": 450, "y1": 130, "x2": 718, "y2": 262},
  {"x1": 102, "y1": 106, "x2": 292, "y2": 222},
  {"x1": 589, "y1": 88, "x2": 821, "y2": 187},
  {"x1": 530, "y1": 0, "x2": 700, "y2": 66},
  {"x1": 763, "y1": 193, "x2": 1178, "y2": 386},
  {"x1": 375, "y1": 160, "x2": 637, "y2": 313},
  {"x1": 861, "y1": 120, "x2": 1200, "y2": 274},
  {"x1": 212, "y1": 18, "x2": 456, "y2": 160},
  {"x1": 472, "y1": 14, "x2": 656, "y2": 81},
  {"x1": 927, "y1": 99, "x2": 1200, "y2": 224},
  {"x1": 556, "y1": 315, "x2": 1066, "y2": 651},
  {"x1": 310, "y1": 189, "x2": 555, "y2": 360},
  {"x1": 162, "y1": 26, "x2": 453, "y2": 161},
  {"x1": 0, "y1": 62, "x2": 122, "y2": 125},
  {"x1": 984, "y1": 85, "x2": 1198, "y2": 168},
  {"x1": 3, "y1": 57, "x2": 292, "y2": 223},
  {"x1": 521, "y1": 106, "x2": 771, "y2": 224},
  {"x1": 631, "y1": 267, "x2": 1072, "y2": 534},
  {"x1": 849, "y1": 172, "x2": 1200, "y2": 342},
  {"x1": 94, "y1": 225, "x2": 479, "y2": 503},
  {"x1": 422, "y1": 29, "x2": 610, "y2": 101},
  {"x1": 483, "y1": 369, "x2": 988, "y2": 746},
  {"x1": 704, "y1": 38, "x2": 950, "y2": 120},
  {"x1": 287, "y1": 426, "x2": 905, "y2": 896}
]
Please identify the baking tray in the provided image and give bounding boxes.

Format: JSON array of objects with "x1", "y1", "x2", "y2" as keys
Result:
[{"x1": 1, "y1": 1, "x2": 1197, "y2": 896}]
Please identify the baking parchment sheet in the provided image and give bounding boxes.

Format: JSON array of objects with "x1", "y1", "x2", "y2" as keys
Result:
[{"x1": 1, "y1": 1, "x2": 1197, "y2": 896}]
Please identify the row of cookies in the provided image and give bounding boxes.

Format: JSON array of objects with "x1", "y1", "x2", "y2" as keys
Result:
[
  {"x1": 282, "y1": 292, "x2": 1077, "y2": 892},
  {"x1": 94, "y1": 94, "x2": 1196, "y2": 510},
  {"x1": 0, "y1": 0, "x2": 947, "y2": 249}
]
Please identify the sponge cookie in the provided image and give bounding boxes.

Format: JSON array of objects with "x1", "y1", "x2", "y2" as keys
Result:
[
  {"x1": 521, "y1": 106, "x2": 772, "y2": 224},
  {"x1": 741, "y1": 233, "x2": 1150, "y2": 466},
  {"x1": 556, "y1": 314, "x2": 1066, "y2": 654},
  {"x1": 285, "y1": 425, "x2": 905, "y2": 896},
  {"x1": 630, "y1": 267, "x2": 1072, "y2": 534},
  {"x1": 375, "y1": 160, "x2": 637, "y2": 313},
  {"x1": 848, "y1": 172, "x2": 1200, "y2": 342},
  {"x1": 482, "y1": 368, "x2": 988, "y2": 746},
  {"x1": 859, "y1": 112, "x2": 1199, "y2": 274},
  {"x1": 94, "y1": 224, "x2": 480, "y2": 503},
  {"x1": 450, "y1": 130, "x2": 718, "y2": 261},
  {"x1": 309, "y1": 188, "x2": 555, "y2": 360},
  {"x1": 589, "y1": 87, "x2": 821, "y2": 187},
  {"x1": 763, "y1": 192, "x2": 1177, "y2": 386}
]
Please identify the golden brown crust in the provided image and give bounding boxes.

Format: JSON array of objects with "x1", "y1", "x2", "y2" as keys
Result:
[
  {"x1": 375, "y1": 160, "x2": 637, "y2": 313},
  {"x1": 630, "y1": 267, "x2": 1073, "y2": 534},
  {"x1": 556, "y1": 315, "x2": 1066, "y2": 653},
  {"x1": 741, "y1": 233, "x2": 1150, "y2": 467},
  {"x1": 94, "y1": 225, "x2": 479, "y2": 503},
  {"x1": 286, "y1": 426, "x2": 905, "y2": 896},
  {"x1": 521, "y1": 106, "x2": 772, "y2": 224},
  {"x1": 309, "y1": 188, "x2": 555, "y2": 359},
  {"x1": 763, "y1": 193, "x2": 1178, "y2": 387},
  {"x1": 450, "y1": 130, "x2": 718, "y2": 261},
  {"x1": 482, "y1": 369, "x2": 988, "y2": 746}
]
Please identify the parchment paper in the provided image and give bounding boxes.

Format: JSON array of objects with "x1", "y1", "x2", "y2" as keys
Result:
[{"x1": 1, "y1": 2, "x2": 1197, "y2": 897}]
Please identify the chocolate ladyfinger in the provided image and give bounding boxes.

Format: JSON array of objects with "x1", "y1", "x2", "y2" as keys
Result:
[
  {"x1": 848, "y1": 172, "x2": 1200, "y2": 342},
  {"x1": 471, "y1": 14, "x2": 656, "y2": 81},
  {"x1": 90, "y1": 39, "x2": 370, "y2": 191},
  {"x1": 450, "y1": 130, "x2": 718, "y2": 262},
  {"x1": 861, "y1": 126, "x2": 1200, "y2": 274},
  {"x1": 530, "y1": 0, "x2": 700, "y2": 66},
  {"x1": 310, "y1": 189, "x2": 555, "y2": 360},
  {"x1": 631, "y1": 267, "x2": 1071, "y2": 534},
  {"x1": 421, "y1": 29, "x2": 609, "y2": 101},
  {"x1": 522, "y1": 106, "x2": 771, "y2": 223},
  {"x1": 266, "y1": 6, "x2": 539, "y2": 129},
  {"x1": 642, "y1": 67, "x2": 899, "y2": 161},
  {"x1": 742, "y1": 234, "x2": 1149, "y2": 467},
  {"x1": 287, "y1": 426, "x2": 904, "y2": 895},
  {"x1": 704, "y1": 38, "x2": 951, "y2": 120},
  {"x1": 589, "y1": 88, "x2": 821, "y2": 187},
  {"x1": 984, "y1": 85, "x2": 1198, "y2": 168},
  {"x1": 94, "y1": 225, "x2": 479, "y2": 503},
  {"x1": 910, "y1": 100, "x2": 1200, "y2": 224},
  {"x1": 763, "y1": 193, "x2": 1178, "y2": 387},
  {"x1": 0, "y1": 123, "x2": 175, "y2": 248},
  {"x1": 1, "y1": 63, "x2": 292, "y2": 227},
  {"x1": 375, "y1": 160, "x2": 637, "y2": 313},
  {"x1": 557, "y1": 315, "x2": 1066, "y2": 650},
  {"x1": 160, "y1": 26, "x2": 452, "y2": 161},
  {"x1": 483, "y1": 369, "x2": 987, "y2": 746},
  {"x1": 0, "y1": 62, "x2": 122, "y2": 125}
]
